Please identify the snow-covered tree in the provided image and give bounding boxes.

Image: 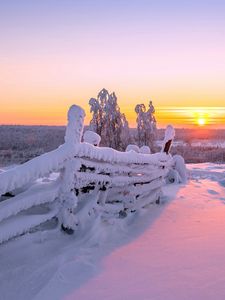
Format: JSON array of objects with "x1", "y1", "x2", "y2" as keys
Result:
[
  {"x1": 89, "y1": 89, "x2": 131, "y2": 150},
  {"x1": 135, "y1": 100, "x2": 157, "y2": 148}
]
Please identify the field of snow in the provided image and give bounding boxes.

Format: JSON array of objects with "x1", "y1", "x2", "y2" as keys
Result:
[
  {"x1": 191, "y1": 140, "x2": 225, "y2": 148},
  {"x1": 0, "y1": 163, "x2": 225, "y2": 300}
]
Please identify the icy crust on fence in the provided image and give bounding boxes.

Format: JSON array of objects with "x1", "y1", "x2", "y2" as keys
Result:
[
  {"x1": 0, "y1": 143, "x2": 74, "y2": 196},
  {"x1": 78, "y1": 158, "x2": 165, "y2": 176},
  {"x1": 75, "y1": 143, "x2": 172, "y2": 166},
  {"x1": 0, "y1": 207, "x2": 58, "y2": 244},
  {"x1": 0, "y1": 181, "x2": 59, "y2": 223},
  {"x1": 75, "y1": 169, "x2": 167, "y2": 188}
]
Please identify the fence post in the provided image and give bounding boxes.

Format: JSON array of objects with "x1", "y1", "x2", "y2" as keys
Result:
[
  {"x1": 59, "y1": 105, "x2": 85, "y2": 234},
  {"x1": 162, "y1": 125, "x2": 175, "y2": 154},
  {"x1": 64, "y1": 104, "x2": 86, "y2": 145}
]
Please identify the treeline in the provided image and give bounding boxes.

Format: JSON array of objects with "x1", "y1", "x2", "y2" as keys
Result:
[
  {"x1": 0, "y1": 125, "x2": 225, "y2": 166},
  {"x1": 0, "y1": 125, "x2": 65, "y2": 166}
]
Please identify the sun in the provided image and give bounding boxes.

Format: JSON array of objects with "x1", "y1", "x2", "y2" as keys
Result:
[{"x1": 197, "y1": 118, "x2": 206, "y2": 126}]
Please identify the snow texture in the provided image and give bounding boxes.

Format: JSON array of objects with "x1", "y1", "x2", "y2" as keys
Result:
[
  {"x1": 0, "y1": 181, "x2": 59, "y2": 224},
  {"x1": 161, "y1": 125, "x2": 175, "y2": 153},
  {"x1": 83, "y1": 130, "x2": 101, "y2": 146},
  {"x1": 164, "y1": 125, "x2": 175, "y2": 141},
  {"x1": 0, "y1": 163, "x2": 224, "y2": 300},
  {"x1": 173, "y1": 154, "x2": 187, "y2": 183},
  {"x1": 0, "y1": 208, "x2": 58, "y2": 244},
  {"x1": 0, "y1": 143, "x2": 74, "y2": 196},
  {"x1": 139, "y1": 145, "x2": 151, "y2": 154},
  {"x1": 125, "y1": 144, "x2": 140, "y2": 153},
  {"x1": 64, "y1": 104, "x2": 85, "y2": 145},
  {"x1": 76, "y1": 143, "x2": 171, "y2": 166}
]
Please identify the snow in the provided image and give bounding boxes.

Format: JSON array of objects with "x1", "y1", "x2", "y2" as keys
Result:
[
  {"x1": 0, "y1": 181, "x2": 59, "y2": 224},
  {"x1": 0, "y1": 207, "x2": 58, "y2": 244},
  {"x1": 1, "y1": 163, "x2": 225, "y2": 300},
  {"x1": 191, "y1": 140, "x2": 225, "y2": 148},
  {"x1": 64, "y1": 105, "x2": 85, "y2": 145},
  {"x1": 173, "y1": 155, "x2": 187, "y2": 183},
  {"x1": 83, "y1": 130, "x2": 101, "y2": 146},
  {"x1": 164, "y1": 124, "x2": 175, "y2": 141},
  {"x1": 161, "y1": 125, "x2": 175, "y2": 154},
  {"x1": 0, "y1": 143, "x2": 74, "y2": 196},
  {"x1": 125, "y1": 144, "x2": 140, "y2": 153},
  {"x1": 0, "y1": 119, "x2": 172, "y2": 243},
  {"x1": 166, "y1": 154, "x2": 187, "y2": 184},
  {"x1": 77, "y1": 143, "x2": 171, "y2": 166},
  {"x1": 139, "y1": 145, "x2": 151, "y2": 154}
]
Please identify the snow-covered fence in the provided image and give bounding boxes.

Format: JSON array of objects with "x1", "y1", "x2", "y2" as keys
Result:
[
  {"x1": 0, "y1": 105, "x2": 173, "y2": 243},
  {"x1": 59, "y1": 144, "x2": 172, "y2": 233},
  {"x1": 0, "y1": 105, "x2": 85, "y2": 243}
]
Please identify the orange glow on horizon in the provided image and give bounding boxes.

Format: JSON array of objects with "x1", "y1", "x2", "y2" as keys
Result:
[{"x1": 1, "y1": 104, "x2": 225, "y2": 129}]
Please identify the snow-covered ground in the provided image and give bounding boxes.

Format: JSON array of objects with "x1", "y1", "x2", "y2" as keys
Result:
[
  {"x1": 1, "y1": 163, "x2": 225, "y2": 300},
  {"x1": 191, "y1": 140, "x2": 225, "y2": 148}
]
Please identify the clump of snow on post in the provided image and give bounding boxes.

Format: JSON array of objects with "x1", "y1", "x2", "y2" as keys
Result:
[
  {"x1": 161, "y1": 126, "x2": 187, "y2": 183},
  {"x1": 139, "y1": 145, "x2": 151, "y2": 154},
  {"x1": 125, "y1": 144, "x2": 140, "y2": 153},
  {"x1": 164, "y1": 125, "x2": 175, "y2": 142},
  {"x1": 83, "y1": 130, "x2": 101, "y2": 146},
  {"x1": 161, "y1": 125, "x2": 175, "y2": 154},
  {"x1": 65, "y1": 105, "x2": 85, "y2": 145}
]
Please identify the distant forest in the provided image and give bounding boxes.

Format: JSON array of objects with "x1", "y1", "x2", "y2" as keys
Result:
[{"x1": 0, "y1": 125, "x2": 225, "y2": 166}]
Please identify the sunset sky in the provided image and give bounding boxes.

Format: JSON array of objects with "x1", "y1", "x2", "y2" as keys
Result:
[{"x1": 0, "y1": 0, "x2": 225, "y2": 127}]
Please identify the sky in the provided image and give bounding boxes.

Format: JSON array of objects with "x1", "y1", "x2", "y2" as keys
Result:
[{"x1": 0, "y1": 0, "x2": 225, "y2": 127}]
